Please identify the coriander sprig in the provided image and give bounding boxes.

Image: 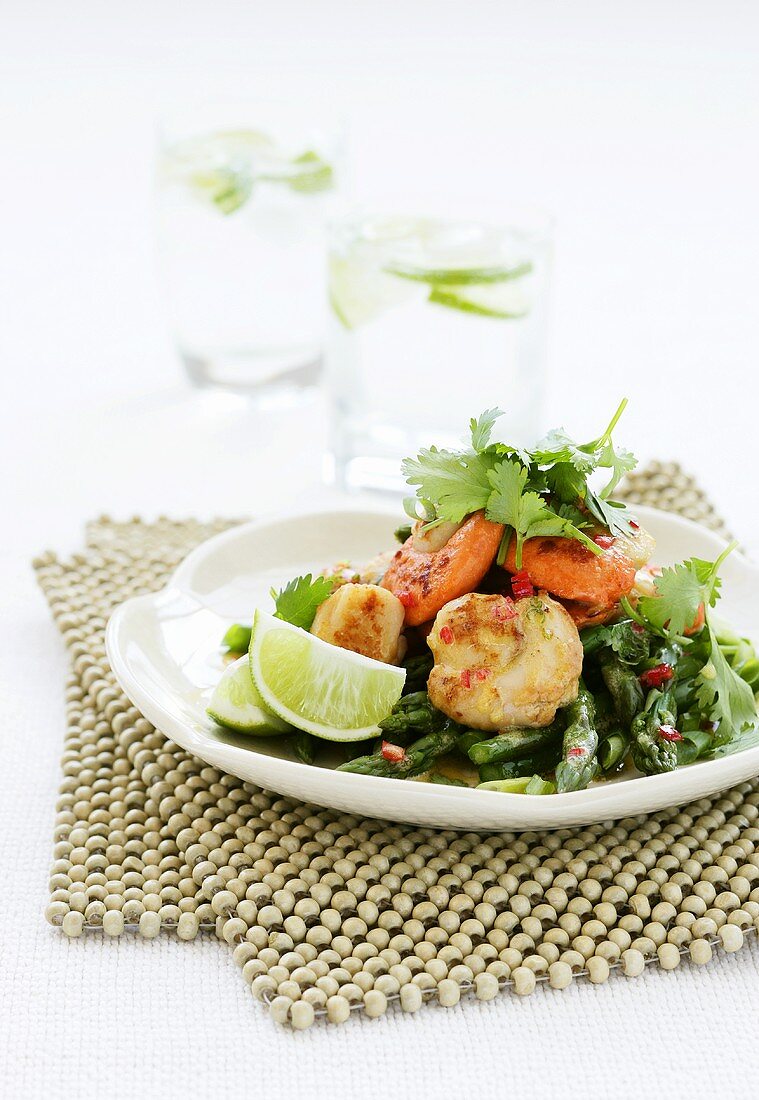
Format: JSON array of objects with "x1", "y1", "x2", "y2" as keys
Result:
[
  {"x1": 624, "y1": 541, "x2": 757, "y2": 742},
  {"x1": 400, "y1": 399, "x2": 639, "y2": 559},
  {"x1": 270, "y1": 574, "x2": 334, "y2": 630}
]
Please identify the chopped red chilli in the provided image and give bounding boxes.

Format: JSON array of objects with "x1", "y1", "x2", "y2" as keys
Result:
[
  {"x1": 440, "y1": 626, "x2": 454, "y2": 645},
  {"x1": 381, "y1": 741, "x2": 407, "y2": 763},
  {"x1": 629, "y1": 519, "x2": 640, "y2": 530},
  {"x1": 640, "y1": 663, "x2": 674, "y2": 689},
  {"x1": 493, "y1": 596, "x2": 518, "y2": 621},
  {"x1": 511, "y1": 570, "x2": 535, "y2": 600},
  {"x1": 473, "y1": 668, "x2": 490, "y2": 681},
  {"x1": 658, "y1": 725, "x2": 682, "y2": 742},
  {"x1": 459, "y1": 670, "x2": 472, "y2": 688},
  {"x1": 593, "y1": 535, "x2": 615, "y2": 549},
  {"x1": 567, "y1": 747, "x2": 586, "y2": 757}
]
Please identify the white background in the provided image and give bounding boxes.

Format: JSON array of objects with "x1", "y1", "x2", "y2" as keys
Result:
[{"x1": 2, "y1": 2, "x2": 759, "y2": 1097}]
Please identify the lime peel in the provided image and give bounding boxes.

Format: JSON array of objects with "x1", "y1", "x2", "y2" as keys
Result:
[
  {"x1": 249, "y1": 610, "x2": 406, "y2": 741},
  {"x1": 207, "y1": 655, "x2": 292, "y2": 735}
]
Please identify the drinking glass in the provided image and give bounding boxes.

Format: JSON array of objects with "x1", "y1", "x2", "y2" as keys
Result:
[
  {"x1": 325, "y1": 208, "x2": 552, "y2": 491},
  {"x1": 155, "y1": 105, "x2": 345, "y2": 399}
]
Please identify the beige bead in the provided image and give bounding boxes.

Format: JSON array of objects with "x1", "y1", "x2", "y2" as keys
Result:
[
  {"x1": 512, "y1": 966, "x2": 536, "y2": 996},
  {"x1": 400, "y1": 983, "x2": 423, "y2": 1013},
  {"x1": 719, "y1": 923, "x2": 744, "y2": 953},
  {"x1": 523, "y1": 954, "x2": 548, "y2": 975},
  {"x1": 326, "y1": 995, "x2": 351, "y2": 1024},
  {"x1": 689, "y1": 938, "x2": 713, "y2": 965},
  {"x1": 251, "y1": 975, "x2": 277, "y2": 1000},
  {"x1": 657, "y1": 943, "x2": 681, "y2": 970},
  {"x1": 290, "y1": 1001, "x2": 315, "y2": 1030},
  {"x1": 586, "y1": 956, "x2": 609, "y2": 984},
  {"x1": 102, "y1": 910, "x2": 124, "y2": 936},
  {"x1": 139, "y1": 911, "x2": 161, "y2": 938},
  {"x1": 363, "y1": 990, "x2": 388, "y2": 1018},
  {"x1": 548, "y1": 961, "x2": 573, "y2": 990},
  {"x1": 268, "y1": 995, "x2": 292, "y2": 1025},
  {"x1": 437, "y1": 978, "x2": 461, "y2": 1007},
  {"x1": 621, "y1": 948, "x2": 645, "y2": 977},
  {"x1": 62, "y1": 911, "x2": 85, "y2": 938},
  {"x1": 176, "y1": 913, "x2": 199, "y2": 940},
  {"x1": 474, "y1": 972, "x2": 499, "y2": 1001}
]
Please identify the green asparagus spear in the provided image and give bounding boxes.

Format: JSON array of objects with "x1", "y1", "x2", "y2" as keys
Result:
[
  {"x1": 630, "y1": 688, "x2": 679, "y2": 775},
  {"x1": 293, "y1": 731, "x2": 317, "y2": 765},
  {"x1": 477, "y1": 744, "x2": 562, "y2": 783},
  {"x1": 597, "y1": 730, "x2": 629, "y2": 772},
  {"x1": 401, "y1": 652, "x2": 434, "y2": 695},
  {"x1": 378, "y1": 691, "x2": 443, "y2": 739},
  {"x1": 555, "y1": 685, "x2": 599, "y2": 792},
  {"x1": 337, "y1": 720, "x2": 461, "y2": 778},
  {"x1": 221, "y1": 622, "x2": 252, "y2": 652},
  {"x1": 468, "y1": 718, "x2": 564, "y2": 765},
  {"x1": 600, "y1": 650, "x2": 645, "y2": 728},
  {"x1": 676, "y1": 727, "x2": 713, "y2": 766},
  {"x1": 456, "y1": 729, "x2": 490, "y2": 755},
  {"x1": 428, "y1": 773, "x2": 467, "y2": 787},
  {"x1": 477, "y1": 774, "x2": 556, "y2": 795}
]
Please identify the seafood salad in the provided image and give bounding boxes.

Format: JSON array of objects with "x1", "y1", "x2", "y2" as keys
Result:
[{"x1": 208, "y1": 402, "x2": 759, "y2": 796}]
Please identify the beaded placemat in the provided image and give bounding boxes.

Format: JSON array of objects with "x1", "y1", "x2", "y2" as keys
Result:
[{"x1": 36, "y1": 469, "x2": 759, "y2": 1029}]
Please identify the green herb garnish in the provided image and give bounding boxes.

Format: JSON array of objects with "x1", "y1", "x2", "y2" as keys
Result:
[
  {"x1": 270, "y1": 574, "x2": 334, "y2": 630},
  {"x1": 401, "y1": 398, "x2": 638, "y2": 559}
]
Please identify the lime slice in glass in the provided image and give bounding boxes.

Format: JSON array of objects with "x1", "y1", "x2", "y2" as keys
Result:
[
  {"x1": 329, "y1": 253, "x2": 425, "y2": 329},
  {"x1": 189, "y1": 166, "x2": 253, "y2": 214},
  {"x1": 383, "y1": 261, "x2": 532, "y2": 285},
  {"x1": 207, "y1": 655, "x2": 292, "y2": 735},
  {"x1": 428, "y1": 280, "x2": 532, "y2": 319},
  {"x1": 249, "y1": 610, "x2": 406, "y2": 740},
  {"x1": 164, "y1": 129, "x2": 276, "y2": 215}
]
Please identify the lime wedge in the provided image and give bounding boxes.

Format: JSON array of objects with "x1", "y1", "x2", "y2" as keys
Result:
[
  {"x1": 207, "y1": 655, "x2": 292, "y2": 735},
  {"x1": 249, "y1": 610, "x2": 406, "y2": 740},
  {"x1": 428, "y1": 280, "x2": 531, "y2": 319},
  {"x1": 383, "y1": 261, "x2": 532, "y2": 285},
  {"x1": 329, "y1": 253, "x2": 425, "y2": 329}
]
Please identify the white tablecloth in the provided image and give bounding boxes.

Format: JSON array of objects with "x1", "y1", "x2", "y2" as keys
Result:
[{"x1": 4, "y1": 2, "x2": 759, "y2": 1096}]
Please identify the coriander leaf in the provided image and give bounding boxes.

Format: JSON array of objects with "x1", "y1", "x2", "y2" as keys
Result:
[
  {"x1": 490, "y1": 441, "x2": 534, "y2": 467},
  {"x1": 553, "y1": 501, "x2": 593, "y2": 529},
  {"x1": 544, "y1": 462, "x2": 587, "y2": 503},
  {"x1": 584, "y1": 488, "x2": 638, "y2": 538},
  {"x1": 597, "y1": 441, "x2": 637, "y2": 499},
  {"x1": 580, "y1": 619, "x2": 651, "y2": 664},
  {"x1": 637, "y1": 547, "x2": 732, "y2": 637},
  {"x1": 532, "y1": 399, "x2": 637, "y2": 517},
  {"x1": 638, "y1": 561, "x2": 703, "y2": 636},
  {"x1": 469, "y1": 407, "x2": 504, "y2": 453},
  {"x1": 486, "y1": 459, "x2": 601, "y2": 567},
  {"x1": 696, "y1": 621, "x2": 757, "y2": 742},
  {"x1": 531, "y1": 427, "x2": 597, "y2": 474},
  {"x1": 485, "y1": 457, "x2": 529, "y2": 528},
  {"x1": 402, "y1": 446, "x2": 493, "y2": 523},
  {"x1": 270, "y1": 574, "x2": 334, "y2": 629}
]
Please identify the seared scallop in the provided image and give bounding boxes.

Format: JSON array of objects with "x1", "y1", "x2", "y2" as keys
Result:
[{"x1": 427, "y1": 591, "x2": 583, "y2": 729}]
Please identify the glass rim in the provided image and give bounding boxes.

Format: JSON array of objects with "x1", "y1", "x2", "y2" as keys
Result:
[{"x1": 327, "y1": 202, "x2": 554, "y2": 248}]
